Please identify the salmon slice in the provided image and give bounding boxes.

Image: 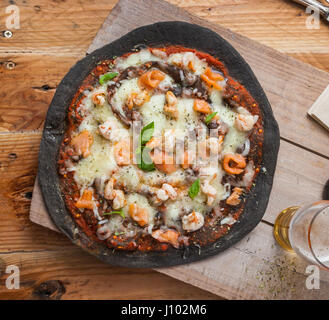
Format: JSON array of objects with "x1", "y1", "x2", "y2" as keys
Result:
[
  {"x1": 71, "y1": 130, "x2": 93, "y2": 158},
  {"x1": 138, "y1": 69, "x2": 165, "y2": 90},
  {"x1": 75, "y1": 189, "x2": 94, "y2": 210},
  {"x1": 152, "y1": 229, "x2": 180, "y2": 249},
  {"x1": 193, "y1": 99, "x2": 212, "y2": 114},
  {"x1": 201, "y1": 67, "x2": 223, "y2": 90},
  {"x1": 113, "y1": 139, "x2": 131, "y2": 166},
  {"x1": 129, "y1": 203, "x2": 149, "y2": 227}
]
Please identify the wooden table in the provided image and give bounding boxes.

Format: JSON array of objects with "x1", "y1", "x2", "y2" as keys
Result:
[{"x1": 1, "y1": 0, "x2": 329, "y2": 300}]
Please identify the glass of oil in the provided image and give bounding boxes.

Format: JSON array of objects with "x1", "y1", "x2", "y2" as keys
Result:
[{"x1": 274, "y1": 201, "x2": 329, "y2": 270}]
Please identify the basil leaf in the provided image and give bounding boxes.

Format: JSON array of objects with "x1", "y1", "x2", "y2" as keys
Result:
[
  {"x1": 136, "y1": 122, "x2": 155, "y2": 172},
  {"x1": 137, "y1": 147, "x2": 155, "y2": 172},
  {"x1": 99, "y1": 72, "x2": 118, "y2": 85},
  {"x1": 205, "y1": 112, "x2": 218, "y2": 125},
  {"x1": 188, "y1": 179, "x2": 200, "y2": 199},
  {"x1": 103, "y1": 209, "x2": 125, "y2": 219},
  {"x1": 140, "y1": 121, "x2": 154, "y2": 146}
]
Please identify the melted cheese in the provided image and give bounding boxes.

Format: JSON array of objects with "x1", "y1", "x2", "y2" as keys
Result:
[
  {"x1": 115, "y1": 50, "x2": 161, "y2": 70},
  {"x1": 74, "y1": 134, "x2": 118, "y2": 187},
  {"x1": 167, "y1": 52, "x2": 208, "y2": 75},
  {"x1": 165, "y1": 193, "x2": 207, "y2": 230},
  {"x1": 69, "y1": 49, "x2": 255, "y2": 235},
  {"x1": 74, "y1": 87, "x2": 131, "y2": 188},
  {"x1": 123, "y1": 193, "x2": 156, "y2": 225},
  {"x1": 210, "y1": 90, "x2": 247, "y2": 154},
  {"x1": 114, "y1": 165, "x2": 141, "y2": 192},
  {"x1": 111, "y1": 77, "x2": 141, "y2": 117},
  {"x1": 140, "y1": 96, "x2": 199, "y2": 141}
]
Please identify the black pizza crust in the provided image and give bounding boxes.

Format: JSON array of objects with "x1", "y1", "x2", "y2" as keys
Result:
[{"x1": 38, "y1": 21, "x2": 280, "y2": 268}]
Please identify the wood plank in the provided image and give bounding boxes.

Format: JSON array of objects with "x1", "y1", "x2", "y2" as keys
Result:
[
  {"x1": 265, "y1": 140, "x2": 329, "y2": 224},
  {"x1": 87, "y1": 0, "x2": 329, "y2": 158},
  {"x1": 171, "y1": 0, "x2": 329, "y2": 54},
  {"x1": 0, "y1": 250, "x2": 219, "y2": 300},
  {"x1": 0, "y1": 0, "x2": 117, "y2": 56},
  {"x1": 0, "y1": 132, "x2": 71, "y2": 252},
  {"x1": 1, "y1": 0, "x2": 329, "y2": 57},
  {"x1": 290, "y1": 53, "x2": 329, "y2": 74},
  {"x1": 308, "y1": 85, "x2": 329, "y2": 132},
  {"x1": 0, "y1": 55, "x2": 78, "y2": 132}
]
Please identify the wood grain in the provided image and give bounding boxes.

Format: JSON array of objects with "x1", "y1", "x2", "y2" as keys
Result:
[
  {"x1": 1, "y1": 0, "x2": 329, "y2": 300},
  {"x1": 0, "y1": 55, "x2": 78, "y2": 132},
  {"x1": 0, "y1": 250, "x2": 219, "y2": 300},
  {"x1": 1, "y1": 0, "x2": 329, "y2": 65}
]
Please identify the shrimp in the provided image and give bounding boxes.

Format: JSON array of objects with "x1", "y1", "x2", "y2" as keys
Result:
[
  {"x1": 97, "y1": 224, "x2": 111, "y2": 240},
  {"x1": 104, "y1": 178, "x2": 126, "y2": 209},
  {"x1": 113, "y1": 139, "x2": 131, "y2": 166},
  {"x1": 201, "y1": 180, "x2": 217, "y2": 205},
  {"x1": 161, "y1": 183, "x2": 178, "y2": 200},
  {"x1": 151, "y1": 151, "x2": 178, "y2": 174},
  {"x1": 163, "y1": 91, "x2": 179, "y2": 119},
  {"x1": 92, "y1": 91, "x2": 106, "y2": 106},
  {"x1": 182, "y1": 211, "x2": 204, "y2": 232},
  {"x1": 151, "y1": 48, "x2": 168, "y2": 60},
  {"x1": 126, "y1": 90, "x2": 150, "y2": 109},
  {"x1": 201, "y1": 67, "x2": 223, "y2": 91},
  {"x1": 156, "y1": 183, "x2": 177, "y2": 202},
  {"x1": 170, "y1": 52, "x2": 195, "y2": 72},
  {"x1": 75, "y1": 189, "x2": 94, "y2": 210},
  {"x1": 112, "y1": 189, "x2": 126, "y2": 209},
  {"x1": 204, "y1": 67, "x2": 224, "y2": 81},
  {"x1": 98, "y1": 119, "x2": 127, "y2": 142},
  {"x1": 182, "y1": 52, "x2": 196, "y2": 72},
  {"x1": 222, "y1": 153, "x2": 246, "y2": 175},
  {"x1": 71, "y1": 130, "x2": 93, "y2": 158},
  {"x1": 235, "y1": 113, "x2": 258, "y2": 131},
  {"x1": 129, "y1": 203, "x2": 149, "y2": 227},
  {"x1": 104, "y1": 178, "x2": 115, "y2": 200},
  {"x1": 156, "y1": 188, "x2": 169, "y2": 201},
  {"x1": 226, "y1": 187, "x2": 243, "y2": 206},
  {"x1": 193, "y1": 99, "x2": 212, "y2": 114},
  {"x1": 151, "y1": 229, "x2": 180, "y2": 248},
  {"x1": 138, "y1": 69, "x2": 165, "y2": 90}
]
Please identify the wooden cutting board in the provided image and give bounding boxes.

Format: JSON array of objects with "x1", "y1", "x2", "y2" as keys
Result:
[{"x1": 30, "y1": 0, "x2": 329, "y2": 299}]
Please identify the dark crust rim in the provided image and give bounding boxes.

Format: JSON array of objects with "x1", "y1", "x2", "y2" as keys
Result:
[{"x1": 38, "y1": 21, "x2": 280, "y2": 268}]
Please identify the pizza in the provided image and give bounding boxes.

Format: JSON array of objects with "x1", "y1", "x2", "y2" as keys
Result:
[{"x1": 57, "y1": 46, "x2": 264, "y2": 252}]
